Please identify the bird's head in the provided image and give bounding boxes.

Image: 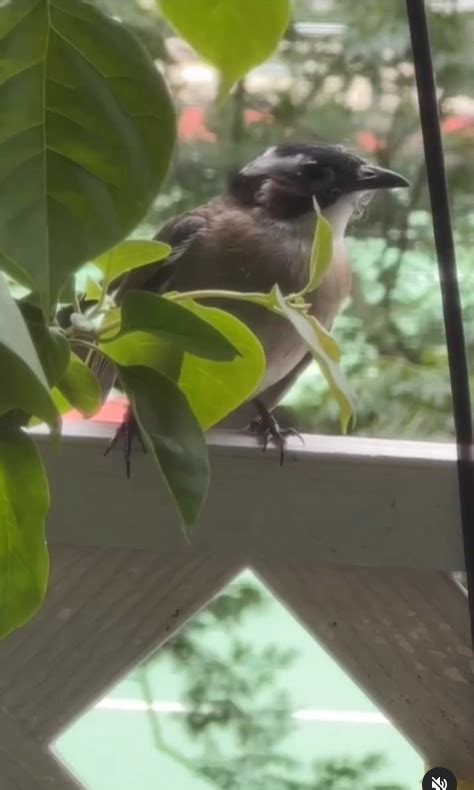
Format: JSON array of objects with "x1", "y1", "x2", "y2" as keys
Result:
[{"x1": 229, "y1": 143, "x2": 409, "y2": 236}]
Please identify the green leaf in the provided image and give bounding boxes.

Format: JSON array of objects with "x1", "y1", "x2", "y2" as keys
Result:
[
  {"x1": 158, "y1": 0, "x2": 290, "y2": 91},
  {"x1": 84, "y1": 277, "x2": 103, "y2": 303},
  {"x1": 28, "y1": 386, "x2": 74, "y2": 426},
  {"x1": 306, "y1": 214, "x2": 334, "y2": 294},
  {"x1": 114, "y1": 291, "x2": 241, "y2": 361},
  {"x1": 18, "y1": 302, "x2": 70, "y2": 386},
  {"x1": 56, "y1": 352, "x2": 102, "y2": 418},
  {"x1": 0, "y1": 0, "x2": 176, "y2": 315},
  {"x1": 0, "y1": 275, "x2": 59, "y2": 429},
  {"x1": 178, "y1": 302, "x2": 266, "y2": 429},
  {"x1": 94, "y1": 240, "x2": 171, "y2": 291},
  {"x1": 0, "y1": 428, "x2": 49, "y2": 639},
  {"x1": 101, "y1": 332, "x2": 183, "y2": 381},
  {"x1": 119, "y1": 365, "x2": 209, "y2": 531},
  {"x1": 274, "y1": 287, "x2": 355, "y2": 432}
]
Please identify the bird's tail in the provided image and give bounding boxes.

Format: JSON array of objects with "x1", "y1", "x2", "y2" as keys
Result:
[{"x1": 72, "y1": 342, "x2": 117, "y2": 404}]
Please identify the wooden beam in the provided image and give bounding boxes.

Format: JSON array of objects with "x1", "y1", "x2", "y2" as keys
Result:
[
  {"x1": 32, "y1": 422, "x2": 464, "y2": 571},
  {"x1": 0, "y1": 545, "x2": 244, "y2": 743},
  {"x1": 252, "y1": 561, "x2": 474, "y2": 780}
]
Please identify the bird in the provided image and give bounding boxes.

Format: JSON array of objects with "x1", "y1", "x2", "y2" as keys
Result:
[{"x1": 103, "y1": 143, "x2": 409, "y2": 465}]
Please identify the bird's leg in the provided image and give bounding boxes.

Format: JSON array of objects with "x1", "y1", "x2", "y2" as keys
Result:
[
  {"x1": 250, "y1": 398, "x2": 304, "y2": 466},
  {"x1": 104, "y1": 405, "x2": 146, "y2": 477}
]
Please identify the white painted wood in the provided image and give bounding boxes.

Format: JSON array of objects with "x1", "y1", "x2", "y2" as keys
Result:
[
  {"x1": 0, "y1": 423, "x2": 468, "y2": 787},
  {"x1": 0, "y1": 545, "x2": 244, "y2": 742},
  {"x1": 252, "y1": 561, "x2": 474, "y2": 780},
  {"x1": 32, "y1": 422, "x2": 464, "y2": 570},
  {"x1": 0, "y1": 710, "x2": 82, "y2": 789}
]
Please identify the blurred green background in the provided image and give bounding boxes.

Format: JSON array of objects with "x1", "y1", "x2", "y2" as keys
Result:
[
  {"x1": 56, "y1": 573, "x2": 423, "y2": 789},
  {"x1": 97, "y1": 0, "x2": 474, "y2": 440},
  {"x1": 56, "y1": 1, "x2": 473, "y2": 786}
]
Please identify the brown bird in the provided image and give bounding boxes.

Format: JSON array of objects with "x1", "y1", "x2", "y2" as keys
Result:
[{"x1": 109, "y1": 144, "x2": 408, "y2": 452}]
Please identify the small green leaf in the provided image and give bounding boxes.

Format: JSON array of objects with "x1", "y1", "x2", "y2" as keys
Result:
[
  {"x1": 101, "y1": 332, "x2": 183, "y2": 381},
  {"x1": 0, "y1": 276, "x2": 59, "y2": 430},
  {"x1": 0, "y1": 428, "x2": 49, "y2": 639},
  {"x1": 56, "y1": 352, "x2": 102, "y2": 418},
  {"x1": 158, "y1": 0, "x2": 290, "y2": 90},
  {"x1": 113, "y1": 291, "x2": 241, "y2": 361},
  {"x1": 178, "y1": 302, "x2": 266, "y2": 429},
  {"x1": 0, "y1": 0, "x2": 176, "y2": 314},
  {"x1": 28, "y1": 386, "x2": 74, "y2": 426},
  {"x1": 94, "y1": 240, "x2": 171, "y2": 291},
  {"x1": 18, "y1": 302, "x2": 70, "y2": 387},
  {"x1": 119, "y1": 365, "x2": 209, "y2": 531},
  {"x1": 274, "y1": 287, "x2": 355, "y2": 432},
  {"x1": 306, "y1": 214, "x2": 334, "y2": 294},
  {"x1": 84, "y1": 277, "x2": 103, "y2": 302}
]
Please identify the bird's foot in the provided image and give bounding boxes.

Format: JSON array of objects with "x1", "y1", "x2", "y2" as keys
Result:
[
  {"x1": 250, "y1": 399, "x2": 304, "y2": 466},
  {"x1": 104, "y1": 405, "x2": 146, "y2": 477}
]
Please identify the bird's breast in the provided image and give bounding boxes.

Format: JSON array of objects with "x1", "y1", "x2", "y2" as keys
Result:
[{"x1": 226, "y1": 226, "x2": 351, "y2": 394}]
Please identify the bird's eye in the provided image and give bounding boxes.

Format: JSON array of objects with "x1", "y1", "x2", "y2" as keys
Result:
[
  {"x1": 302, "y1": 162, "x2": 323, "y2": 180},
  {"x1": 302, "y1": 163, "x2": 335, "y2": 187}
]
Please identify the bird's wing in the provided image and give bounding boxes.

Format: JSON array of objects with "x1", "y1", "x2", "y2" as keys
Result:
[
  {"x1": 87, "y1": 210, "x2": 210, "y2": 400},
  {"x1": 114, "y1": 210, "x2": 210, "y2": 301}
]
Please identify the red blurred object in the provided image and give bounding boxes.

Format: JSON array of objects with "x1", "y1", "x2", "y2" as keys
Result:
[
  {"x1": 244, "y1": 109, "x2": 271, "y2": 126},
  {"x1": 441, "y1": 114, "x2": 474, "y2": 135},
  {"x1": 178, "y1": 107, "x2": 216, "y2": 143},
  {"x1": 356, "y1": 131, "x2": 385, "y2": 154},
  {"x1": 178, "y1": 106, "x2": 271, "y2": 143},
  {"x1": 63, "y1": 397, "x2": 127, "y2": 424}
]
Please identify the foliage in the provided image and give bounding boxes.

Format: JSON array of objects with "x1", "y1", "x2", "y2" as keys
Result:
[
  {"x1": 136, "y1": 578, "x2": 407, "y2": 789},
  {"x1": 158, "y1": 0, "x2": 291, "y2": 93},
  {"x1": 109, "y1": 0, "x2": 474, "y2": 441},
  {"x1": 0, "y1": 0, "x2": 354, "y2": 638},
  {"x1": 0, "y1": 0, "x2": 471, "y2": 640}
]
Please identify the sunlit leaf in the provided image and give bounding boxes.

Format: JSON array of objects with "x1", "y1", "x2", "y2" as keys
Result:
[
  {"x1": 0, "y1": 428, "x2": 49, "y2": 639},
  {"x1": 94, "y1": 240, "x2": 171, "y2": 291},
  {"x1": 119, "y1": 365, "x2": 209, "y2": 531},
  {"x1": 178, "y1": 302, "x2": 266, "y2": 429},
  {"x1": 0, "y1": 276, "x2": 59, "y2": 430},
  {"x1": 18, "y1": 302, "x2": 70, "y2": 386},
  {"x1": 158, "y1": 0, "x2": 290, "y2": 91},
  {"x1": 306, "y1": 214, "x2": 333, "y2": 294},
  {"x1": 56, "y1": 352, "x2": 102, "y2": 418},
  {"x1": 101, "y1": 331, "x2": 183, "y2": 381},
  {"x1": 274, "y1": 287, "x2": 355, "y2": 432},
  {"x1": 29, "y1": 386, "x2": 74, "y2": 426},
  {"x1": 84, "y1": 277, "x2": 103, "y2": 302},
  {"x1": 0, "y1": 0, "x2": 176, "y2": 314},
  {"x1": 114, "y1": 291, "x2": 241, "y2": 361}
]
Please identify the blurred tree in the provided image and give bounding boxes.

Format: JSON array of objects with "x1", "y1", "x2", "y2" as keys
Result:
[
  {"x1": 135, "y1": 579, "x2": 406, "y2": 789},
  {"x1": 93, "y1": 0, "x2": 474, "y2": 440}
]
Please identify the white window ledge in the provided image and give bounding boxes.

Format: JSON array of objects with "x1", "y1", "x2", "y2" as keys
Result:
[{"x1": 32, "y1": 422, "x2": 464, "y2": 571}]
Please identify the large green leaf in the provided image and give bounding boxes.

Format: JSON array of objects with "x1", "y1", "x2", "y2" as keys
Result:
[
  {"x1": 0, "y1": 427, "x2": 49, "y2": 639},
  {"x1": 114, "y1": 291, "x2": 241, "y2": 361},
  {"x1": 119, "y1": 365, "x2": 209, "y2": 531},
  {"x1": 274, "y1": 287, "x2": 355, "y2": 432},
  {"x1": 56, "y1": 352, "x2": 102, "y2": 417},
  {"x1": 19, "y1": 302, "x2": 70, "y2": 386},
  {"x1": 94, "y1": 239, "x2": 171, "y2": 292},
  {"x1": 101, "y1": 331, "x2": 183, "y2": 381},
  {"x1": 158, "y1": 0, "x2": 290, "y2": 90},
  {"x1": 0, "y1": 275, "x2": 59, "y2": 429},
  {"x1": 306, "y1": 214, "x2": 333, "y2": 294},
  {"x1": 0, "y1": 0, "x2": 176, "y2": 314},
  {"x1": 178, "y1": 302, "x2": 266, "y2": 429}
]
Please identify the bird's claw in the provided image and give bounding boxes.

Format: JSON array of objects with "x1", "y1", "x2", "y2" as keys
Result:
[
  {"x1": 104, "y1": 406, "x2": 146, "y2": 477},
  {"x1": 250, "y1": 401, "x2": 304, "y2": 466}
]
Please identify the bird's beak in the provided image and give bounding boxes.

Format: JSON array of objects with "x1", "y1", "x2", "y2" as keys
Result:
[{"x1": 353, "y1": 164, "x2": 410, "y2": 191}]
